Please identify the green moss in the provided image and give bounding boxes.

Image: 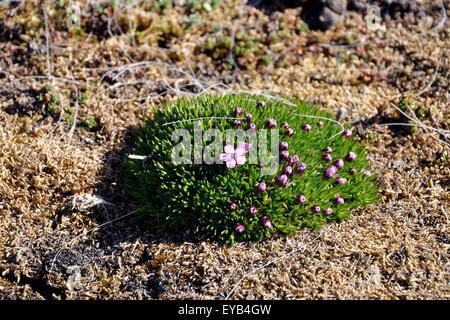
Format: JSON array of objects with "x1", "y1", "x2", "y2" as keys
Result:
[{"x1": 123, "y1": 94, "x2": 379, "y2": 243}]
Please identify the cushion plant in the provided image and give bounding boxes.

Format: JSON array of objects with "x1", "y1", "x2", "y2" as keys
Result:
[{"x1": 123, "y1": 94, "x2": 379, "y2": 243}]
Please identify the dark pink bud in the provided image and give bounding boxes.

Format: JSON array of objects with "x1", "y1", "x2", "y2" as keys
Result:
[
  {"x1": 343, "y1": 129, "x2": 352, "y2": 139},
  {"x1": 230, "y1": 202, "x2": 237, "y2": 211},
  {"x1": 280, "y1": 141, "x2": 289, "y2": 150},
  {"x1": 311, "y1": 205, "x2": 321, "y2": 213},
  {"x1": 349, "y1": 167, "x2": 357, "y2": 175},
  {"x1": 324, "y1": 208, "x2": 332, "y2": 216},
  {"x1": 234, "y1": 120, "x2": 242, "y2": 127},
  {"x1": 322, "y1": 147, "x2": 333, "y2": 154},
  {"x1": 337, "y1": 177, "x2": 347, "y2": 185},
  {"x1": 235, "y1": 107, "x2": 243, "y2": 115},
  {"x1": 276, "y1": 174, "x2": 288, "y2": 187},
  {"x1": 290, "y1": 155, "x2": 299, "y2": 165},
  {"x1": 334, "y1": 159, "x2": 344, "y2": 169},
  {"x1": 259, "y1": 163, "x2": 265, "y2": 168},
  {"x1": 281, "y1": 150, "x2": 290, "y2": 161},
  {"x1": 317, "y1": 121, "x2": 324, "y2": 128},
  {"x1": 302, "y1": 124, "x2": 312, "y2": 133},
  {"x1": 245, "y1": 113, "x2": 253, "y2": 122},
  {"x1": 296, "y1": 194, "x2": 306, "y2": 203},
  {"x1": 362, "y1": 169, "x2": 372, "y2": 177},
  {"x1": 248, "y1": 123, "x2": 257, "y2": 131},
  {"x1": 284, "y1": 166, "x2": 293, "y2": 176},
  {"x1": 282, "y1": 122, "x2": 289, "y2": 129},
  {"x1": 323, "y1": 165, "x2": 338, "y2": 179},
  {"x1": 250, "y1": 206, "x2": 258, "y2": 216},
  {"x1": 235, "y1": 224, "x2": 245, "y2": 233},
  {"x1": 257, "y1": 182, "x2": 266, "y2": 192},
  {"x1": 322, "y1": 154, "x2": 332, "y2": 162},
  {"x1": 266, "y1": 118, "x2": 277, "y2": 128},
  {"x1": 262, "y1": 217, "x2": 272, "y2": 228},
  {"x1": 336, "y1": 196, "x2": 345, "y2": 204},
  {"x1": 296, "y1": 162, "x2": 307, "y2": 176},
  {"x1": 258, "y1": 101, "x2": 266, "y2": 108},
  {"x1": 346, "y1": 152, "x2": 357, "y2": 162},
  {"x1": 286, "y1": 128, "x2": 295, "y2": 137}
]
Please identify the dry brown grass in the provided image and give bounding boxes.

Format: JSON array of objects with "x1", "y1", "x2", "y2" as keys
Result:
[{"x1": 0, "y1": 0, "x2": 449, "y2": 299}]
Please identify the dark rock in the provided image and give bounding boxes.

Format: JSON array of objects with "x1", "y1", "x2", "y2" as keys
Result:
[{"x1": 301, "y1": 0, "x2": 347, "y2": 30}]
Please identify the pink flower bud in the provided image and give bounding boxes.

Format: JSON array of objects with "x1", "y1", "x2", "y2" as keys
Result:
[
  {"x1": 322, "y1": 146, "x2": 333, "y2": 154},
  {"x1": 282, "y1": 122, "x2": 289, "y2": 129},
  {"x1": 250, "y1": 206, "x2": 258, "y2": 216},
  {"x1": 302, "y1": 124, "x2": 312, "y2": 133},
  {"x1": 280, "y1": 141, "x2": 289, "y2": 150},
  {"x1": 281, "y1": 150, "x2": 290, "y2": 161},
  {"x1": 296, "y1": 162, "x2": 307, "y2": 176},
  {"x1": 322, "y1": 154, "x2": 332, "y2": 162},
  {"x1": 317, "y1": 121, "x2": 324, "y2": 128},
  {"x1": 276, "y1": 174, "x2": 288, "y2": 187},
  {"x1": 266, "y1": 118, "x2": 277, "y2": 128},
  {"x1": 257, "y1": 182, "x2": 266, "y2": 192},
  {"x1": 262, "y1": 217, "x2": 272, "y2": 228},
  {"x1": 290, "y1": 155, "x2": 299, "y2": 165},
  {"x1": 324, "y1": 208, "x2": 332, "y2": 216},
  {"x1": 337, "y1": 177, "x2": 347, "y2": 185},
  {"x1": 248, "y1": 123, "x2": 257, "y2": 131},
  {"x1": 230, "y1": 202, "x2": 237, "y2": 211},
  {"x1": 343, "y1": 129, "x2": 352, "y2": 139},
  {"x1": 311, "y1": 205, "x2": 321, "y2": 213},
  {"x1": 245, "y1": 113, "x2": 253, "y2": 122},
  {"x1": 349, "y1": 167, "x2": 357, "y2": 175},
  {"x1": 334, "y1": 159, "x2": 344, "y2": 169},
  {"x1": 323, "y1": 165, "x2": 338, "y2": 179},
  {"x1": 235, "y1": 224, "x2": 245, "y2": 233},
  {"x1": 286, "y1": 128, "x2": 295, "y2": 137},
  {"x1": 284, "y1": 166, "x2": 293, "y2": 176},
  {"x1": 296, "y1": 194, "x2": 306, "y2": 203},
  {"x1": 234, "y1": 120, "x2": 242, "y2": 127},
  {"x1": 346, "y1": 152, "x2": 357, "y2": 162},
  {"x1": 258, "y1": 101, "x2": 266, "y2": 108},
  {"x1": 235, "y1": 107, "x2": 243, "y2": 115}
]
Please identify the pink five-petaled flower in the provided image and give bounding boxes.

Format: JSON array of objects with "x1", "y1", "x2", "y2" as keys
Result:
[
  {"x1": 280, "y1": 141, "x2": 289, "y2": 150},
  {"x1": 262, "y1": 216, "x2": 272, "y2": 228},
  {"x1": 230, "y1": 202, "x2": 237, "y2": 211},
  {"x1": 335, "y1": 193, "x2": 345, "y2": 204},
  {"x1": 286, "y1": 128, "x2": 295, "y2": 137},
  {"x1": 248, "y1": 123, "x2": 257, "y2": 131},
  {"x1": 296, "y1": 194, "x2": 306, "y2": 203},
  {"x1": 323, "y1": 165, "x2": 338, "y2": 180},
  {"x1": 258, "y1": 101, "x2": 266, "y2": 108},
  {"x1": 284, "y1": 166, "x2": 293, "y2": 176},
  {"x1": 266, "y1": 118, "x2": 277, "y2": 128},
  {"x1": 317, "y1": 121, "x2": 324, "y2": 128},
  {"x1": 362, "y1": 169, "x2": 372, "y2": 177},
  {"x1": 334, "y1": 159, "x2": 344, "y2": 169},
  {"x1": 322, "y1": 146, "x2": 333, "y2": 154},
  {"x1": 220, "y1": 142, "x2": 252, "y2": 169},
  {"x1": 257, "y1": 182, "x2": 266, "y2": 192},
  {"x1": 324, "y1": 208, "x2": 332, "y2": 216},
  {"x1": 282, "y1": 122, "x2": 289, "y2": 129},
  {"x1": 349, "y1": 167, "x2": 357, "y2": 175},
  {"x1": 296, "y1": 162, "x2": 307, "y2": 176},
  {"x1": 302, "y1": 124, "x2": 312, "y2": 133},
  {"x1": 235, "y1": 224, "x2": 245, "y2": 233},
  {"x1": 276, "y1": 174, "x2": 288, "y2": 187},
  {"x1": 337, "y1": 177, "x2": 347, "y2": 185},
  {"x1": 343, "y1": 129, "x2": 352, "y2": 139},
  {"x1": 250, "y1": 206, "x2": 258, "y2": 216},
  {"x1": 281, "y1": 150, "x2": 290, "y2": 161},
  {"x1": 311, "y1": 205, "x2": 321, "y2": 213},
  {"x1": 235, "y1": 107, "x2": 243, "y2": 115},
  {"x1": 290, "y1": 155, "x2": 299, "y2": 165},
  {"x1": 245, "y1": 113, "x2": 253, "y2": 122},
  {"x1": 322, "y1": 154, "x2": 332, "y2": 162}
]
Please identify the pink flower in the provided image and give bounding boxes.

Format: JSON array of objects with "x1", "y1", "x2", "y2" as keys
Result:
[
  {"x1": 230, "y1": 202, "x2": 237, "y2": 211},
  {"x1": 267, "y1": 118, "x2": 277, "y2": 128},
  {"x1": 362, "y1": 169, "x2": 372, "y2": 177},
  {"x1": 250, "y1": 206, "x2": 258, "y2": 216},
  {"x1": 286, "y1": 128, "x2": 295, "y2": 137},
  {"x1": 282, "y1": 122, "x2": 289, "y2": 129},
  {"x1": 317, "y1": 121, "x2": 324, "y2": 128},
  {"x1": 337, "y1": 177, "x2": 347, "y2": 185},
  {"x1": 235, "y1": 107, "x2": 243, "y2": 115},
  {"x1": 234, "y1": 120, "x2": 242, "y2": 127},
  {"x1": 245, "y1": 113, "x2": 253, "y2": 122},
  {"x1": 334, "y1": 193, "x2": 345, "y2": 204},
  {"x1": 280, "y1": 141, "x2": 289, "y2": 150},
  {"x1": 262, "y1": 216, "x2": 272, "y2": 228},
  {"x1": 284, "y1": 166, "x2": 293, "y2": 176},
  {"x1": 334, "y1": 159, "x2": 344, "y2": 169},
  {"x1": 248, "y1": 123, "x2": 257, "y2": 131},
  {"x1": 258, "y1": 101, "x2": 266, "y2": 108},
  {"x1": 324, "y1": 208, "x2": 332, "y2": 216},
  {"x1": 281, "y1": 150, "x2": 290, "y2": 161},
  {"x1": 257, "y1": 182, "x2": 266, "y2": 192},
  {"x1": 311, "y1": 205, "x2": 321, "y2": 213},
  {"x1": 349, "y1": 167, "x2": 357, "y2": 175},
  {"x1": 343, "y1": 129, "x2": 352, "y2": 139},
  {"x1": 290, "y1": 155, "x2": 299, "y2": 165},
  {"x1": 302, "y1": 124, "x2": 312, "y2": 133},
  {"x1": 220, "y1": 142, "x2": 252, "y2": 169},
  {"x1": 235, "y1": 224, "x2": 245, "y2": 233},
  {"x1": 296, "y1": 194, "x2": 306, "y2": 203},
  {"x1": 346, "y1": 152, "x2": 357, "y2": 162},
  {"x1": 276, "y1": 174, "x2": 288, "y2": 187}
]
